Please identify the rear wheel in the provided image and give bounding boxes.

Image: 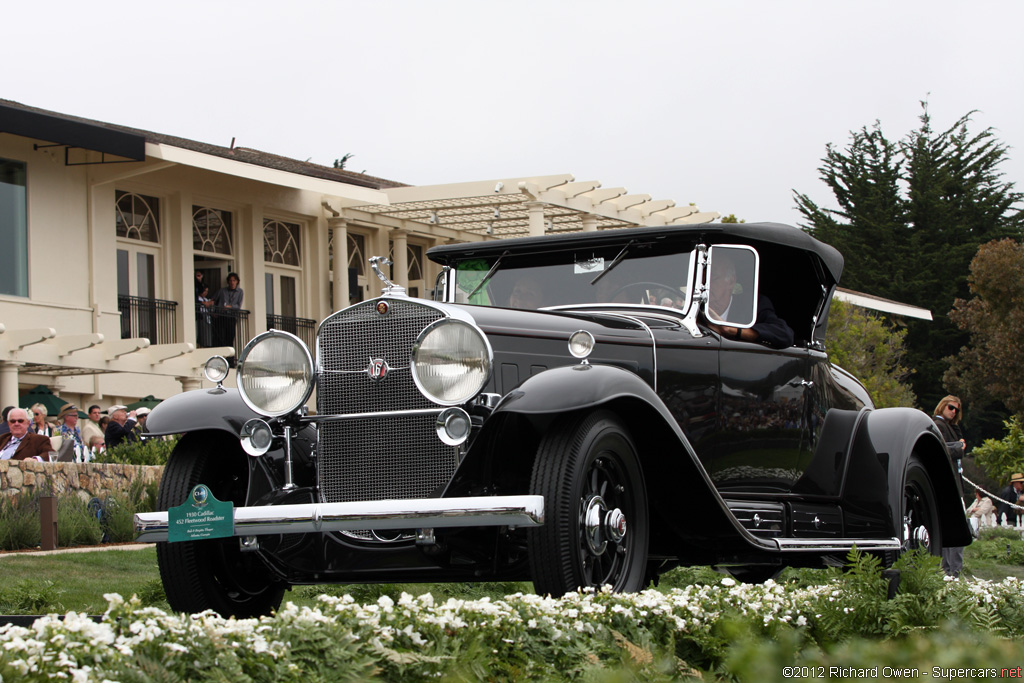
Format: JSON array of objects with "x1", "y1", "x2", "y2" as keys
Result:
[
  {"x1": 528, "y1": 411, "x2": 649, "y2": 596},
  {"x1": 902, "y1": 453, "x2": 943, "y2": 556},
  {"x1": 156, "y1": 433, "x2": 285, "y2": 617}
]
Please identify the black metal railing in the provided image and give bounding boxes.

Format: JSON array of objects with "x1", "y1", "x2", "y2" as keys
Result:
[
  {"x1": 118, "y1": 295, "x2": 178, "y2": 345},
  {"x1": 267, "y1": 314, "x2": 317, "y2": 351},
  {"x1": 196, "y1": 305, "x2": 250, "y2": 361}
]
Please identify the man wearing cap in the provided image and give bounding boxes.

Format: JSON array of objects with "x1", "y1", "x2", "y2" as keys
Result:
[
  {"x1": 56, "y1": 404, "x2": 87, "y2": 462},
  {"x1": 133, "y1": 407, "x2": 151, "y2": 437},
  {"x1": 104, "y1": 405, "x2": 139, "y2": 449},
  {"x1": 0, "y1": 407, "x2": 53, "y2": 461},
  {"x1": 996, "y1": 473, "x2": 1024, "y2": 524}
]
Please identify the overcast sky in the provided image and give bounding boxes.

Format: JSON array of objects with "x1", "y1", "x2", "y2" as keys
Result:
[{"x1": 5, "y1": 1, "x2": 1023, "y2": 227}]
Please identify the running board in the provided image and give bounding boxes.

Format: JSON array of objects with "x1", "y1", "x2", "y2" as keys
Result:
[
  {"x1": 134, "y1": 495, "x2": 545, "y2": 543},
  {"x1": 774, "y1": 538, "x2": 902, "y2": 552}
]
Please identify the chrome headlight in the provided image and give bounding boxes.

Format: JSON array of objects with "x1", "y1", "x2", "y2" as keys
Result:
[
  {"x1": 236, "y1": 330, "x2": 314, "y2": 417},
  {"x1": 411, "y1": 319, "x2": 492, "y2": 405}
]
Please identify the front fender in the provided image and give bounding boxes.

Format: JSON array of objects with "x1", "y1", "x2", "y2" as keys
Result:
[{"x1": 144, "y1": 387, "x2": 262, "y2": 438}]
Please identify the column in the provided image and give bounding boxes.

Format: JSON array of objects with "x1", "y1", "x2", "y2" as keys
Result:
[
  {"x1": 526, "y1": 202, "x2": 546, "y2": 237},
  {"x1": 392, "y1": 229, "x2": 409, "y2": 290},
  {"x1": 329, "y1": 218, "x2": 349, "y2": 311},
  {"x1": 582, "y1": 214, "x2": 598, "y2": 232},
  {"x1": 0, "y1": 361, "x2": 21, "y2": 409},
  {"x1": 179, "y1": 376, "x2": 202, "y2": 392}
]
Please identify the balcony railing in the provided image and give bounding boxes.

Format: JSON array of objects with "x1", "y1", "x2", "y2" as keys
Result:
[
  {"x1": 118, "y1": 295, "x2": 178, "y2": 345},
  {"x1": 267, "y1": 314, "x2": 317, "y2": 351},
  {"x1": 196, "y1": 305, "x2": 250, "y2": 362}
]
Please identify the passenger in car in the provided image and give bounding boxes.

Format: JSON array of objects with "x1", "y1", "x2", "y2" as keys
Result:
[
  {"x1": 508, "y1": 273, "x2": 545, "y2": 310},
  {"x1": 705, "y1": 254, "x2": 794, "y2": 349}
]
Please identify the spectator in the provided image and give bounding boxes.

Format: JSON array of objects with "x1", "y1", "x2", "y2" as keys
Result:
[
  {"x1": 81, "y1": 404, "x2": 105, "y2": 450},
  {"x1": 996, "y1": 473, "x2": 1024, "y2": 524},
  {"x1": 133, "y1": 407, "x2": 151, "y2": 436},
  {"x1": 932, "y1": 394, "x2": 966, "y2": 577},
  {"x1": 0, "y1": 408, "x2": 53, "y2": 461},
  {"x1": 213, "y1": 272, "x2": 244, "y2": 348},
  {"x1": 104, "y1": 405, "x2": 139, "y2": 449},
  {"x1": 55, "y1": 404, "x2": 87, "y2": 462},
  {"x1": 30, "y1": 403, "x2": 53, "y2": 437},
  {"x1": 0, "y1": 406, "x2": 14, "y2": 436},
  {"x1": 966, "y1": 488, "x2": 995, "y2": 522}
]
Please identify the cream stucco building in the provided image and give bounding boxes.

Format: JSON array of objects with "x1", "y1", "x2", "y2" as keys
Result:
[{"x1": 0, "y1": 100, "x2": 719, "y2": 412}]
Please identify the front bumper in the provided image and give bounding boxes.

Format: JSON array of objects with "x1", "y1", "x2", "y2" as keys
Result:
[{"x1": 134, "y1": 495, "x2": 545, "y2": 543}]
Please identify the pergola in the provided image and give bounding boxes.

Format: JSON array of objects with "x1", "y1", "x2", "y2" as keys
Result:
[{"x1": 344, "y1": 174, "x2": 720, "y2": 238}]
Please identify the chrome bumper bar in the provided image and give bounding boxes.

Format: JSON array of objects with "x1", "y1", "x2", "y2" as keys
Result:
[{"x1": 134, "y1": 495, "x2": 545, "y2": 543}]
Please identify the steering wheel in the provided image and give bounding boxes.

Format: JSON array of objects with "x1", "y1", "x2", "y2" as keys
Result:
[{"x1": 607, "y1": 281, "x2": 681, "y2": 306}]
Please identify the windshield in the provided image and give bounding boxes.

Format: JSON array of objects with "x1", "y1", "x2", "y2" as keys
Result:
[{"x1": 451, "y1": 246, "x2": 694, "y2": 312}]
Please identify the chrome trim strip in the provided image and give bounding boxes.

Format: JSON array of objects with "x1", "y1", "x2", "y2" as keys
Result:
[
  {"x1": 302, "y1": 408, "x2": 445, "y2": 423},
  {"x1": 134, "y1": 494, "x2": 545, "y2": 543},
  {"x1": 774, "y1": 538, "x2": 901, "y2": 552}
]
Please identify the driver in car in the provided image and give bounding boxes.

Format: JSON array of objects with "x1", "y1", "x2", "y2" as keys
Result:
[{"x1": 705, "y1": 254, "x2": 794, "y2": 349}]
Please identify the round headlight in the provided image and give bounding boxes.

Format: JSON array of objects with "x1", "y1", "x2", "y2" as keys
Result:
[
  {"x1": 568, "y1": 330, "x2": 595, "y2": 359},
  {"x1": 412, "y1": 319, "x2": 492, "y2": 405},
  {"x1": 204, "y1": 356, "x2": 230, "y2": 383},
  {"x1": 236, "y1": 330, "x2": 314, "y2": 417}
]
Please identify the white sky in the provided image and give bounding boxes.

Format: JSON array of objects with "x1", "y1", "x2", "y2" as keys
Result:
[{"x1": 5, "y1": 0, "x2": 1023, "y2": 227}]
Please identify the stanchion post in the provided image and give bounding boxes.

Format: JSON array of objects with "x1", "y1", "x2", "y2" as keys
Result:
[{"x1": 40, "y1": 495, "x2": 58, "y2": 551}]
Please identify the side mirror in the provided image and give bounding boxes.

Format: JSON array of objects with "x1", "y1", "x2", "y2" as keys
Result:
[{"x1": 704, "y1": 245, "x2": 759, "y2": 328}]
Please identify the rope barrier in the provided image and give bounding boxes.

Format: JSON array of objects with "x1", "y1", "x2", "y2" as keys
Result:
[{"x1": 961, "y1": 474, "x2": 1024, "y2": 513}]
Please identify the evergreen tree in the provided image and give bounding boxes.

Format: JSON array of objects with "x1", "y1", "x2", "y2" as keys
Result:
[{"x1": 794, "y1": 105, "x2": 1024, "y2": 426}]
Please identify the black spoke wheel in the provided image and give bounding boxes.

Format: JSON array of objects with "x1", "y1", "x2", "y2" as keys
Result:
[
  {"x1": 528, "y1": 410, "x2": 649, "y2": 596},
  {"x1": 156, "y1": 433, "x2": 285, "y2": 617},
  {"x1": 902, "y1": 454, "x2": 943, "y2": 556}
]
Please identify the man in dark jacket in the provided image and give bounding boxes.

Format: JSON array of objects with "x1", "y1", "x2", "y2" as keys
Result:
[
  {"x1": 104, "y1": 405, "x2": 139, "y2": 449},
  {"x1": 996, "y1": 473, "x2": 1024, "y2": 524}
]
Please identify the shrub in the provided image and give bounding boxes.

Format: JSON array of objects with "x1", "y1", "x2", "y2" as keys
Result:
[
  {"x1": 56, "y1": 495, "x2": 103, "y2": 547},
  {"x1": 0, "y1": 491, "x2": 41, "y2": 551},
  {"x1": 0, "y1": 578, "x2": 65, "y2": 614},
  {"x1": 95, "y1": 435, "x2": 179, "y2": 466}
]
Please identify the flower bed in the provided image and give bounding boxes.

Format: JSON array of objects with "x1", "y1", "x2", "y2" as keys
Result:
[{"x1": 3, "y1": 552, "x2": 1024, "y2": 682}]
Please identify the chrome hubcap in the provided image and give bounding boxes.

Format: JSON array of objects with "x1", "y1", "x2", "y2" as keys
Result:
[{"x1": 583, "y1": 495, "x2": 627, "y2": 555}]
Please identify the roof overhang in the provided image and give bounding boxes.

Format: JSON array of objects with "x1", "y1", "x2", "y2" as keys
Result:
[
  {"x1": 345, "y1": 174, "x2": 719, "y2": 238},
  {"x1": 0, "y1": 102, "x2": 145, "y2": 161},
  {"x1": 145, "y1": 143, "x2": 389, "y2": 204},
  {"x1": 834, "y1": 287, "x2": 933, "y2": 321}
]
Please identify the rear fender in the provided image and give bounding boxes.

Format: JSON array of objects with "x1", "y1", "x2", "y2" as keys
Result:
[
  {"x1": 845, "y1": 407, "x2": 972, "y2": 547},
  {"x1": 145, "y1": 387, "x2": 262, "y2": 438}
]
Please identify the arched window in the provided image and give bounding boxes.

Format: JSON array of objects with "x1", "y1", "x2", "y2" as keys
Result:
[
  {"x1": 193, "y1": 206, "x2": 233, "y2": 255},
  {"x1": 116, "y1": 191, "x2": 160, "y2": 243},
  {"x1": 264, "y1": 219, "x2": 301, "y2": 265}
]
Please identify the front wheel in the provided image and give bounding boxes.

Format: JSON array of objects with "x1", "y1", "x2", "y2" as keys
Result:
[
  {"x1": 902, "y1": 453, "x2": 943, "y2": 556},
  {"x1": 528, "y1": 411, "x2": 649, "y2": 596},
  {"x1": 156, "y1": 433, "x2": 285, "y2": 617}
]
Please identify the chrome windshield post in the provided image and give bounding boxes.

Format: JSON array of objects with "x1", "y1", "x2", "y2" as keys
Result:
[{"x1": 681, "y1": 243, "x2": 709, "y2": 338}]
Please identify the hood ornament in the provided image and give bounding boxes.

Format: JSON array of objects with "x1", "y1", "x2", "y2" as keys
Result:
[{"x1": 369, "y1": 256, "x2": 407, "y2": 297}]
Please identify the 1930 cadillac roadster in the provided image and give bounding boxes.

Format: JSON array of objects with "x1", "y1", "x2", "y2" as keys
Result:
[{"x1": 135, "y1": 222, "x2": 971, "y2": 617}]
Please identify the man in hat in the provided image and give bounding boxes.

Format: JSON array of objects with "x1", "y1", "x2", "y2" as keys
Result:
[
  {"x1": 56, "y1": 404, "x2": 87, "y2": 462},
  {"x1": 133, "y1": 406, "x2": 151, "y2": 437},
  {"x1": 104, "y1": 405, "x2": 139, "y2": 449},
  {"x1": 996, "y1": 473, "x2": 1024, "y2": 524},
  {"x1": 0, "y1": 408, "x2": 53, "y2": 461}
]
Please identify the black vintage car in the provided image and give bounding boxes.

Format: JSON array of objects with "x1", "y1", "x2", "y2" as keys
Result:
[{"x1": 136, "y1": 222, "x2": 970, "y2": 617}]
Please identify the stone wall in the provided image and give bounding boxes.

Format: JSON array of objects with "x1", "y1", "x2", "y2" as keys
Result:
[{"x1": 0, "y1": 461, "x2": 164, "y2": 500}]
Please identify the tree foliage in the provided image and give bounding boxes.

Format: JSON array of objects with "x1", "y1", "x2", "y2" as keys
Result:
[
  {"x1": 825, "y1": 298, "x2": 915, "y2": 408},
  {"x1": 970, "y1": 416, "x2": 1024, "y2": 484},
  {"x1": 795, "y1": 105, "x2": 1024, "y2": 420},
  {"x1": 945, "y1": 238, "x2": 1024, "y2": 416}
]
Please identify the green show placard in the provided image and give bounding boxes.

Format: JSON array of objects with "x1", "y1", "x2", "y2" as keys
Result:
[{"x1": 168, "y1": 485, "x2": 234, "y2": 543}]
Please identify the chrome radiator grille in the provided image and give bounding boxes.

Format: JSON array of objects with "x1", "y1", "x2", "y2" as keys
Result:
[{"x1": 316, "y1": 299, "x2": 458, "y2": 504}]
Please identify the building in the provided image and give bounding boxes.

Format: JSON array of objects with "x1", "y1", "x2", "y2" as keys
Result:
[{"x1": 0, "y1": 99, "x2": 718, "y2": 411}]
